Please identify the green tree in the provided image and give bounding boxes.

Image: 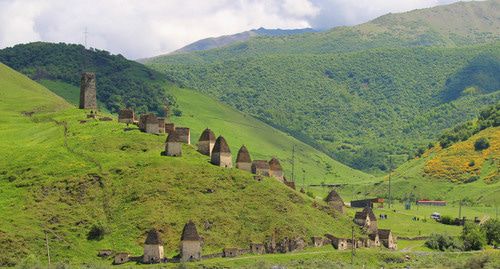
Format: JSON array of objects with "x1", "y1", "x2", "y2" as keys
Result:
[
  {"x1": 481, "y1": 218, "x2": 500, "y2": 246},
  {"x1": 474, "y1": 138, "x2": 490, "y2": 151},
  {"x1": 462, "y1": 222, "x2": 486, "y2": 251}
]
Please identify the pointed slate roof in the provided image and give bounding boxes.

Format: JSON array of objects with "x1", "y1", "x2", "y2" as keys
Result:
[
  {"x1": 166, "y1": 130, "x2": 182, "y2": 143},
  {"x1": 268, "y1": 157, "x2": 282, "y2": 171},
  {"x1": 236, "y1": 145, "x2": 251, "y2": 163},
  {"x1": 212, "y1": 136, "x2": 231, "y2": 153},
  {"x1": 325, "y1": 189, "x2": 343, "y2": 203},
  {"x1": 378, "y1": 229, "x2": 392, "y2": 240},
  {"x1": 145, "y1": 229, "x2": 163, "y2": 245},
  {"x1": 181, "y1": 220, "x2": 201, "y2": 241},
  {"x1": 199, "y1": 128, "x2": 216, "y2": 142}
]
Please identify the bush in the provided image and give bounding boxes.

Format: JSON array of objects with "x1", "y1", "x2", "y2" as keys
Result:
[
  {"x1": 462, "y1": 222, "x2": 486, "y2": 251},
  {"x1": 439, "y1": 215, "x2": 459, "y2": 225},
  {"x1": 474, "y1": 138, "x2": 490, "y2": 151},
  {"x1": 481, "y1": 218, "x2": 500, "y2": 246},
  {"x1": 425, "y1": 233, "x2": 463, "y2": 251},
  {"x1": 87, "y1": 224, "x2": 106, "y2": 241}
]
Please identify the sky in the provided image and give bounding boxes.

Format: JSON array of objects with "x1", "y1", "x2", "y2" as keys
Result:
[{"x1": 0, "y1": 0, "x2": 475, "y2": 59}]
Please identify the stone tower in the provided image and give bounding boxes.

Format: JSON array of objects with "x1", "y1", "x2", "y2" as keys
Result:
[
  {"x1": 211, "y1": 136, "x2": 232, "y2": 168},
  {"x1": 325, "y1": 189, "x2": 345, "y2": 213},
  {"x1": 79, "y1": 72, "x2": 97, "y2": 109},
  {"x1": 198, "y1": 128, "x2": 216, "y2": 156},
  {"x1": 269, "y1": 157, "x2": 284, "y2": 182},
  {"x1": 143, "y1": 229, "x2": 165, "y2": 263},
  {"x1": 165, "y1": 130, "x2": 182, "y2": 157},
  {"x1": 236, "y1": 145, "x2": 252, "y2": 172},
  {"x1": 180, "y1": 220, "x2": 202, "y2": 262}
]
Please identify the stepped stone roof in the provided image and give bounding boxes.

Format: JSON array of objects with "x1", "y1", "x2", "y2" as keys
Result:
[
  {"x1": 145, "y1": 229, "x2": 163, "y2": 245},
  {"x1": 378, "y1": 229, "x2": 392, "y2": 240},
  {"x1": 181, "y1": 220, "x2": 201, "y2": 241},
  {"x1": 325, "y1": 190, "x2": 343, "y2": 203},
  {"x1": 252, "y1": 160, "x2": 269, "y2": 169},
  {"x1": 268, "y1": 157, "x2": 282, "y2": 171},
  {"x1": 199, "y1": 128, "x2": 216, "y2": 142},
  {"x1": 118, "y1": 108, "x2": 134, "y2": 119},
  {"x1": 144, "y1": 113, "x2": 158, "y2": 124},
  {"x1": 212, "y1": 136, "x2": 231, "y2": 153},
  {"x1": 355, "y1": 207, "x2": 377, "y2": 221},
  {"x1": 236, "y1": 145, "x2": 251, "y2": 163},
  {"x1": 176, "y1": 127, "x2": 190, "y2": 135},
  {"x1": 166, "y1": 130, "x2": 182, "y2": 143}
]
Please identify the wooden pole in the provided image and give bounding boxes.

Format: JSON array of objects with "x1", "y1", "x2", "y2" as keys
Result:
[
  {"x1": 351, "y1": 225, "x2": 355, "y2": 267},
  {"x1": 45, "y1": 231, "x2": 51, "y2": 269},
  {"x1": 388, "y1": 156, "x2": 392, "y2": 209}
]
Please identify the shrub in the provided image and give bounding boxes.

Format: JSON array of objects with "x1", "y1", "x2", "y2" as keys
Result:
[
  {"x1": 87, "y1": 224, "x2": 106, "y2": 241},
  {"x1": 474, "y1": 138, "x2": 490, "y2": 151},
  {"x1": 425, "y1": 233, "x2": 463, "y2": 251},
  {"x1": 440, "y1": 215, "x2": 456, "y2": 225},
  {"x1": 480, "y1": 218, "x2": 500, "y2": 246},
  {"x1": 462, "y1": 222, "x2": 486, "y2": 251}
]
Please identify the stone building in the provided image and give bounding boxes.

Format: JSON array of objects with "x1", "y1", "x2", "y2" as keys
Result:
[
  {"x1": 368, "y1": 233, "x2": 381, "y2": 247},
  {"x1": 251, "y1": 160, "x2": 269, "y2": 176},
  {"x1": 268, "y1": 157, "x2": 284, "y2": 181},
  {"x1": 118, "y1": 108, "x2": 135, "y2": 124},
  {"x1": 211, "y1": 136, "x2": 232, "y2": 168},
  {"x1": 250, "y1": 243, "x2": 265, "y2": 254},
  {"x1": 198, "y1": 128, "x2": 216, "y2": 156},
  {"x1": 165, "y1": 130, "x2": 182, "y2": 156},
  {"x1": 165, "y1": 123, "x2": 175, "y2": 134},
  {"x1": 378, "y1": 229, "x2": 397, "y2": 249},
  {"x1": 236, "y1": 145, "x2": 252, "y2": 172},
  {"x1": 114, "y1": 253, "x2": 130, "y2": 265},
  {"x1": 354, "y1": 207, "x2": 378, "y2": 233},
  {"x1": 79, "y1": 72, "x2": 97, "y2": 109},
  {"x1": 139, "y1": 113, "x2": 165, "y2": 134},
  {"x1": 143, "y1": 229, "x2": 164, "y2": 264},
  {"x1": 311, "y1": 236, "x2": 324, "y2": 247},
  {"x1": 181, "y1": 221, "x2": 202, "y2": 262},
  {"x1": 330, "y1": 236, "x2": 348, "y2": 250},
  {"x1": 325, "y1": 189, "x2": 345, "y2": 213},
  {"x1": 223, "y1": 248, "x2": 240, "y2": 258},
  {"x1": 176, "y1": 127, "x2": 191, "y2": 144}
]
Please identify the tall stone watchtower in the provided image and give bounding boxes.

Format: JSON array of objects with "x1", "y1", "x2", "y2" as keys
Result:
[{"x1": 79, "y1": 72, "x2": 97, "y2": 109}]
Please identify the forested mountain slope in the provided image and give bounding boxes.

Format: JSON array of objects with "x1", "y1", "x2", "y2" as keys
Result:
[{"x1": 0, "y1": 63, "x2": 358, "y2": 266}]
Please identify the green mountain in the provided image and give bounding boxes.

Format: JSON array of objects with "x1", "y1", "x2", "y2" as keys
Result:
[
  {"x1": 144, "y1": 0, "x2": 500, "y2": 173},
  {"x1": 0, "y1": 62, "x2": 361, "y2": 266},
  {"x1": 0, "y1": 42, "x2": 173, "y2": 115},
  {"x1": 168, "y1": 27, "x2": 318, "y2": 54}
]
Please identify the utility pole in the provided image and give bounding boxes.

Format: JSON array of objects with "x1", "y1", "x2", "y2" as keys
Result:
[
  {"x1": 45, "y1": 231, "x2": 51, "y2": 268},
  {"x1": 388, "y1": 156, "x2": 392, "y2": 209},
  {"x1": 459, "y1": 200, "x2": 462, "y2": 219},
  {"x1": 302, "y1": 168, "x2": 306, "y2": 190},
  {"x1": 291, "y1": 145, "x2": 296, "y2": 182},
  {"x1": 84, "y1": 27, "x2": 88, "y2": 48}
]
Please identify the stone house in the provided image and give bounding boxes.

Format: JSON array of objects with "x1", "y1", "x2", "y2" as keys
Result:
[
  {"x1": 198, "y1": 128, "x2": 216, "y2": 156},
  {"x1": 324, "y1": 189, "x2": 345, "y2": 213},
  {"x1": 79, "y1": 72, "x2": 97, "y2": 109},
  {"x1": 378, "y1": 229, "x2": 397, "y2": 250},
  {"x1": 236, "y1": 145, "x2": 252, "y2": 172},
  {"x1": 223, "y1": 248, "x2": 240, "y2": 258},
  {"x1": 176, "y1": 127, "x2": 191, "y2": 144},
  {"x1": 113, "y1": 253, "x2": 130, "y2": 265},
  {"x1": 330, "y1": 236, "x2": 348, "y2": 250},
  {"x1": 368, "y1": 233, "x2": 381, "y2": 247},
  {"x1": 98, "y1": 249, "x2": 112, "y2": 257},
  {"x1": 165, "y1": 130, "x2": 182, "y2": 156},
  {"x1": 118, "y1": 108, "x2": 135, "y2": 124},
  {"x1": 139, "y1": 113, "x2": 164, "y2": 134},
  {"x1": 354, "y1": 207, "x2": 378, "y2": 234},
  {"x1": 311, "y1": 236, "x2": 324, "y2": 247},
  {"x1": 181, "y1": 221, "x2": 202, "y2": 262},
  {"x1": 268, "y1": 157, "x2": 284, "y2": 181},
  {"x1": 251, "y1": 160, "x2": 269, "y2": 176},
  {"x1": 250, "y1": 243, "x2": 265, "y2": 254},
  {"x1": 211, "y1": 136, "x2": 232, "y2": 168},
  {"x1": 143, "y1": 229, "x2": 164, "y2": 264},
  {"x1": 165, "y1": 123, "x2": 175, "y2": 134}
]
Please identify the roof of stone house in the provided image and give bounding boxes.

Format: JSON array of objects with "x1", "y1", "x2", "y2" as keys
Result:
[
  {"x1": 181, "y1": 220, "x2": 201, "y2": 241},
  {"x1": 378, "y1": 229, "x2": 392, "y2": 240},
  {"x1": 212, "y1": 136, "x2": 231, "y2": 153},
  {"x1": 145, "y1": 229, "x2": 163, "y2": 245},
  {"x1": 252, "y1": 160, "x2": 269, "y2": 169},
  {"x1": 144, "y1": 113, "x2": 158, "y2": 124},
  {"x1": 176, "y1": 127, "x2": 190, "y2": 135},
  {"x1": 166, "y1": 130, "x2": 182, "y2": 143},
  {"x1": 199, "y1": 128, "x2": 216, "y2": 142},
  {"x1": 325, "y1": 190, "x2": 343, "y2": 203},
  {"x1": 118, "y1": 108, "x2": 134, "y2": 119},
  {"x1": 268, "y1": 157, "x2": 282, "y2": 171},
  {"x1": 236, "y1": 145, "x2": 251, "y2": 163},
  {"x1": 354, "y1": 207, "x2": 377, "y2": 221}
]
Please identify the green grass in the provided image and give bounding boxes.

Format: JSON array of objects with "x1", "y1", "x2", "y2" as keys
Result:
[{"x1": 0, "y1": 63, "x2": 362, "y2": 266}]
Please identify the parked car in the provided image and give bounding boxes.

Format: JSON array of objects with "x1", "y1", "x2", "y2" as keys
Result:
[{"x1": 430, "y1": 212, "x2": 441, "y2": 220}]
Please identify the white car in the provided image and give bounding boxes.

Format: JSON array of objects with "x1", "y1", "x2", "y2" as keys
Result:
[{"x1": 431, "y1": 212, "x2": 441, "y2": 220}]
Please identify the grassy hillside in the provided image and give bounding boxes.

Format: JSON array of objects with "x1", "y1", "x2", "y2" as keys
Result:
[
  {"x1": 0, "y1": 42, "x2": 173, "y2": 115},
  {"x1": 0, "y1": 63, "x2": 363, "y2": 266},
  {"x1": 146, "y1": 43, "x2": 500, "y2": 173}
]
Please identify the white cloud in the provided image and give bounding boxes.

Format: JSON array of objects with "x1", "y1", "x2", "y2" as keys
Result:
[{"x1": 0, "y1": 0, "x2": 474, "y2": 59}]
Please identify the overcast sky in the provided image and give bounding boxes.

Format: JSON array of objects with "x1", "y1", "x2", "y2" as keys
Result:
[{"x1": 0, "y1": 0, "x2": 473, "y2": 59}]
